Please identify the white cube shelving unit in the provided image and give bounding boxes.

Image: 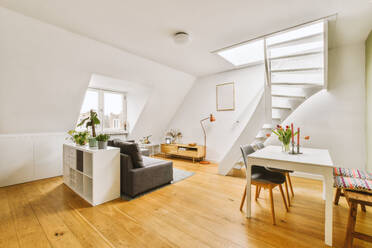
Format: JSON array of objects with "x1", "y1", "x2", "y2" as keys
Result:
[{"x1": 63, "y1": 143, "x2": 120, "y2": 206}]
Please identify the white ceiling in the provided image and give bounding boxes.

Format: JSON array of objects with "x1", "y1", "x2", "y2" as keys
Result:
[{"x1": 0, "y1": 0, "x2": 371, "y2": 76}]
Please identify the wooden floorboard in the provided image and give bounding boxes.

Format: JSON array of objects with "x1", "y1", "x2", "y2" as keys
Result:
[{"x1": 1, "y1": 157, "x2": 371, "y2": 248}]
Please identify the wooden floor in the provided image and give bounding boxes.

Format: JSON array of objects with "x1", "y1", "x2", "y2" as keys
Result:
[{"x1": 1, "y1": 157, "x2": 371, "y2": 248}]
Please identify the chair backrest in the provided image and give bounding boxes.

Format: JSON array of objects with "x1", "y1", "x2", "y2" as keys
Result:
[
  {"x1": 256, "y1": 142, "x2": 265, "y2": 149},
  {"x1": 240, "y1": 144, "x2": 256, "y2": 169}
]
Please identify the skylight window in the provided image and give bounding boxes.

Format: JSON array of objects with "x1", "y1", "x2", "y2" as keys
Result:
[
  {"x1": 215, "y1": 21, "x2": 324, "y2": 67},
  {"x1": 217, "y1": 39, "x2": 264, "y2": 66}
]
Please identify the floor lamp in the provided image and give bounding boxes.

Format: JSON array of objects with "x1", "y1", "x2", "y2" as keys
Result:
[{"x1": 200, "y1": 114, "x2": 216, "y2": 164}]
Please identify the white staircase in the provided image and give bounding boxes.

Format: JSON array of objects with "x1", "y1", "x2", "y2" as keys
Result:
[{"x1": 232, "y1": 20, "x2": 327, "y2": 171}]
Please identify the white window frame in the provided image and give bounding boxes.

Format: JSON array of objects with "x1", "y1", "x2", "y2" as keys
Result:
[{"x1": 78, "y1": 87, "x2": 127, "y2": 134}]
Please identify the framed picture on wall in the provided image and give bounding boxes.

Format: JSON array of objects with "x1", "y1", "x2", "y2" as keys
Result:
[{"x1": 216, "y1": 82, "x2": 235, "y2": 111}]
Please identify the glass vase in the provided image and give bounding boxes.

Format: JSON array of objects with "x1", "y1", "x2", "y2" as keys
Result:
[{"x1": 282, "y1": 142, "x2": 290, "y2": 153}]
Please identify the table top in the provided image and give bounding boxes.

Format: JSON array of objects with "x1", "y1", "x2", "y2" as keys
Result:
[{"x1": 248, "y1": 145, "x2": 334, "y2": 167}]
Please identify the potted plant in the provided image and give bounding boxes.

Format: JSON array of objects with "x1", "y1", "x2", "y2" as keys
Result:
[
  {"x1": 67, "y1": 130, "x2": 89, "y2": 146},
  {"x1": 96, "y1": 134, "x2": 110, "y2": 149},
  {"x1": 77, "y1": 110, "x2": 100, "y2": 147},
  {"x1": 166, "y1": 129, "x2": 182, "y2": 144}
]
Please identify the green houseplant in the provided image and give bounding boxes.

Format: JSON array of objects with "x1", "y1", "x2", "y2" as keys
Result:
[
  {"x1": 67, "y1": 130, "x2": 89, "y2": 146},
  {"x1": 96, "y1": 134, "x2": 110, "y2": 149},
  {"x1": 77, "y1": 110, "x2": 100, "y2": 147}
]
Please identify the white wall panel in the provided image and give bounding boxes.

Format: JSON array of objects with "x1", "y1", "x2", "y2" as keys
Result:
[
  {"x1": 0, "y1": 136, "x2": 34, "y2": 187},
  {"x1": 0, "y1": 133, "x2": 65, "y2": 187}
]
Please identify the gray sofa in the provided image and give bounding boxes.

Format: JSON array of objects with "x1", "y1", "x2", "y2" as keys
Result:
[{"x1": 108, "y1": 139, "x2": 173, "y2": 197}]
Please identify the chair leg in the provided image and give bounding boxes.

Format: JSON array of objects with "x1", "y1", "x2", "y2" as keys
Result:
[
  {"x1": 334, "y1": 188, "x2": 342, "y2": 205},
  {"x1": 279, "y1": 184, "x2": 289, "y2": 212},
  {"x1": 255, "y1": 185, "x2": 259, "y2": 201},
  {"x1": 240, "y1": 184, "x2": 247, "y2": 211},
  {"x1": 344, "y1": 201, "x2": 358, "y2": 248},
  {"x1": 361, "y1": 204, "x2": 367, "y2": 212},
  {"x1": 287, "y1": 173, "x2": 294, "y2": 197},
  {"x1": 269, "y1": 186, "x2": 276, "y2": 225},
  {"x1": 258, "y1": 186, "x2": 261, "y2": 198},
  {"x1": 284, "y1": 178, "x2": 291, "y2": 207}
]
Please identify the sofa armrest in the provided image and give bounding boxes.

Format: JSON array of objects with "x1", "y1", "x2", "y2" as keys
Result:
[{"x1": 120, "y1": 153, "x2": 134, "y2": 170}]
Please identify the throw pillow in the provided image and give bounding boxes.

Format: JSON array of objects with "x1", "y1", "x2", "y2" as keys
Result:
[{"x1": 112, "y1": 140, "x2": 144, "y2": 168}]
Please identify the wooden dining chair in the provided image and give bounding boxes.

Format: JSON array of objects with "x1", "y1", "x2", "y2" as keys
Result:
[
  {"x1": 255, "y1": 142, "x2": 294, "y2": 206},
  {"x1": 239, "y1": 144, "x2": 288, "y2": 225}
]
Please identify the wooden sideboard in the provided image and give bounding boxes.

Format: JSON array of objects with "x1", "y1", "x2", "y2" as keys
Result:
[{"x1": 161, "y1": 143, "x2": 205, "y2": 162}]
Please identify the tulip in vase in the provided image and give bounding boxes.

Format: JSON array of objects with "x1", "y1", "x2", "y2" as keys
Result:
[{"x1": 272, "y1": 125, "x2": 297, "y2": 153}]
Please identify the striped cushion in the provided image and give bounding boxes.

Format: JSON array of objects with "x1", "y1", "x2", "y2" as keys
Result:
[
  {"x1": 333, "y1": 167, "x2": 372, "y2": 180},
  {"x1": 334, "y1": 176, "x2": 372, "y2": 192}
]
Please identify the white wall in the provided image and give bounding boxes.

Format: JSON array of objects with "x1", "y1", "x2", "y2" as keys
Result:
[
  {"x1": 0, "y1": 7, "x2": 195, "y2": 136},
  {"x1": 365, "y1": 32, "x2": 372, "y2": 173},
  {"x1": 0, "y1": 7, "x2": 195, "y2": 186},
  {"x1": 168, "y1": 65, "x2": 265, "y2": 162},
  {"x1": 266, "y1": 43, "x2": 366, "y2": 170}
]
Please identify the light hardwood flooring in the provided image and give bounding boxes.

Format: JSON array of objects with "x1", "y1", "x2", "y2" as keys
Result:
[{"x1": 0, "y1": 157, "x2": 371, "y2": 248}]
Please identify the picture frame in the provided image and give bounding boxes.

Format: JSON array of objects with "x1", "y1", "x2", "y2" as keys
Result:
[{"x1": 216, "y1": 82, "x2": 235, "y2": 111}]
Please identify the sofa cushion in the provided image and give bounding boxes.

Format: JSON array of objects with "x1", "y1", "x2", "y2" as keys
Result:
[{"x1": 111, "y1": 139, "x2": 144, "y2": 168}]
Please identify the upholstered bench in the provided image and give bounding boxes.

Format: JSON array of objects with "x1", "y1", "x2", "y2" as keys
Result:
[
  {"x1": 333, "y1": 167, "x2": 372, "y2": 180},
  {"x1": 334, "y1": 175, "x2": 371, "y2": 211}
]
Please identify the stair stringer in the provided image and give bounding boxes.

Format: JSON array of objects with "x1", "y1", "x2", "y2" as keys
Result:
[{"x1": 218, "y1": 90, "x2": 265, "y2": 175}]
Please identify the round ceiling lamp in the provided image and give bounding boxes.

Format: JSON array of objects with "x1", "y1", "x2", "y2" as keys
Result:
[{"x1": 173, "y1": 32, "x2": 190, "y2": 44}]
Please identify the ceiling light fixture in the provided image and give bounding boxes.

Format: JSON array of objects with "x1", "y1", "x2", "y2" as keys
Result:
[{"x1": 173, "y1": 32, "x2": 190, "y2": 44}]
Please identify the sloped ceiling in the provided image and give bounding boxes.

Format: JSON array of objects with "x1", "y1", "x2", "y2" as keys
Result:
[{"x1": 0, "y1": 0, "x2": 371, "y2": 76}]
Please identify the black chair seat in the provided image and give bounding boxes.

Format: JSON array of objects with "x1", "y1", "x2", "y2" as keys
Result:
[
  {"x1": 251, "y1": 165, "x2": 286, "y2": 184},
  {"x1": 268, "y1": 167, "x2": 294, "y2": 173}
]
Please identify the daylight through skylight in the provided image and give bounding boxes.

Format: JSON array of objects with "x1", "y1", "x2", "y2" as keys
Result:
[
  {"x1": 217, "y1": 39, "x2": 264, "y2": 66},
  {"x1": 216, "y1": 21, "x2": 324, "y2": 67}
]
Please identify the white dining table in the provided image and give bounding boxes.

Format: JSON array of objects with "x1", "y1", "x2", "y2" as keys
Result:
[{"x1": 245, "y1": 145, "x2": 334, "y2": 246}]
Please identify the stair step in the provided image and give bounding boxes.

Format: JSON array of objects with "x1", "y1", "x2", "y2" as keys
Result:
[
  {"x1": 233, "y1": 161, "x2": 244, "y2": 169},
  {"x1": 272, "y1": 106, "x2": 291, "y2": 110},
  {"x1": 269, "y1": 51, "x2": 323, "y2": 61},
  {"x1": 262, "y1": 124, "x2": 273, "y2": 129},
  {"x1": 272, "y1": 94, "x2": 306, "y2": 99},
  {"x1": 255, "y1": 135, "x2": 266, "y2": 139},
  {"x1": 271, "y1": 67, "x2": 323, "y2": 73}
]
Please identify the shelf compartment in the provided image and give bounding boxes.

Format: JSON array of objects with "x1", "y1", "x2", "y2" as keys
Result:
[
  {"x1": 83, "y1": 175, "x2": 93, "y2": 203},
  {"x1": 76, "y1": 150, "x2": 84, "y2": 172},
  {"x1": 69, "y1": 168, "x2": 76, "y2": 189},
  {"x1": 76, "y1": 172, "x2": 83, "y2": 195},
  {"x1": 83, "y1": 152, "x2": 93, "y2": 178}
]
